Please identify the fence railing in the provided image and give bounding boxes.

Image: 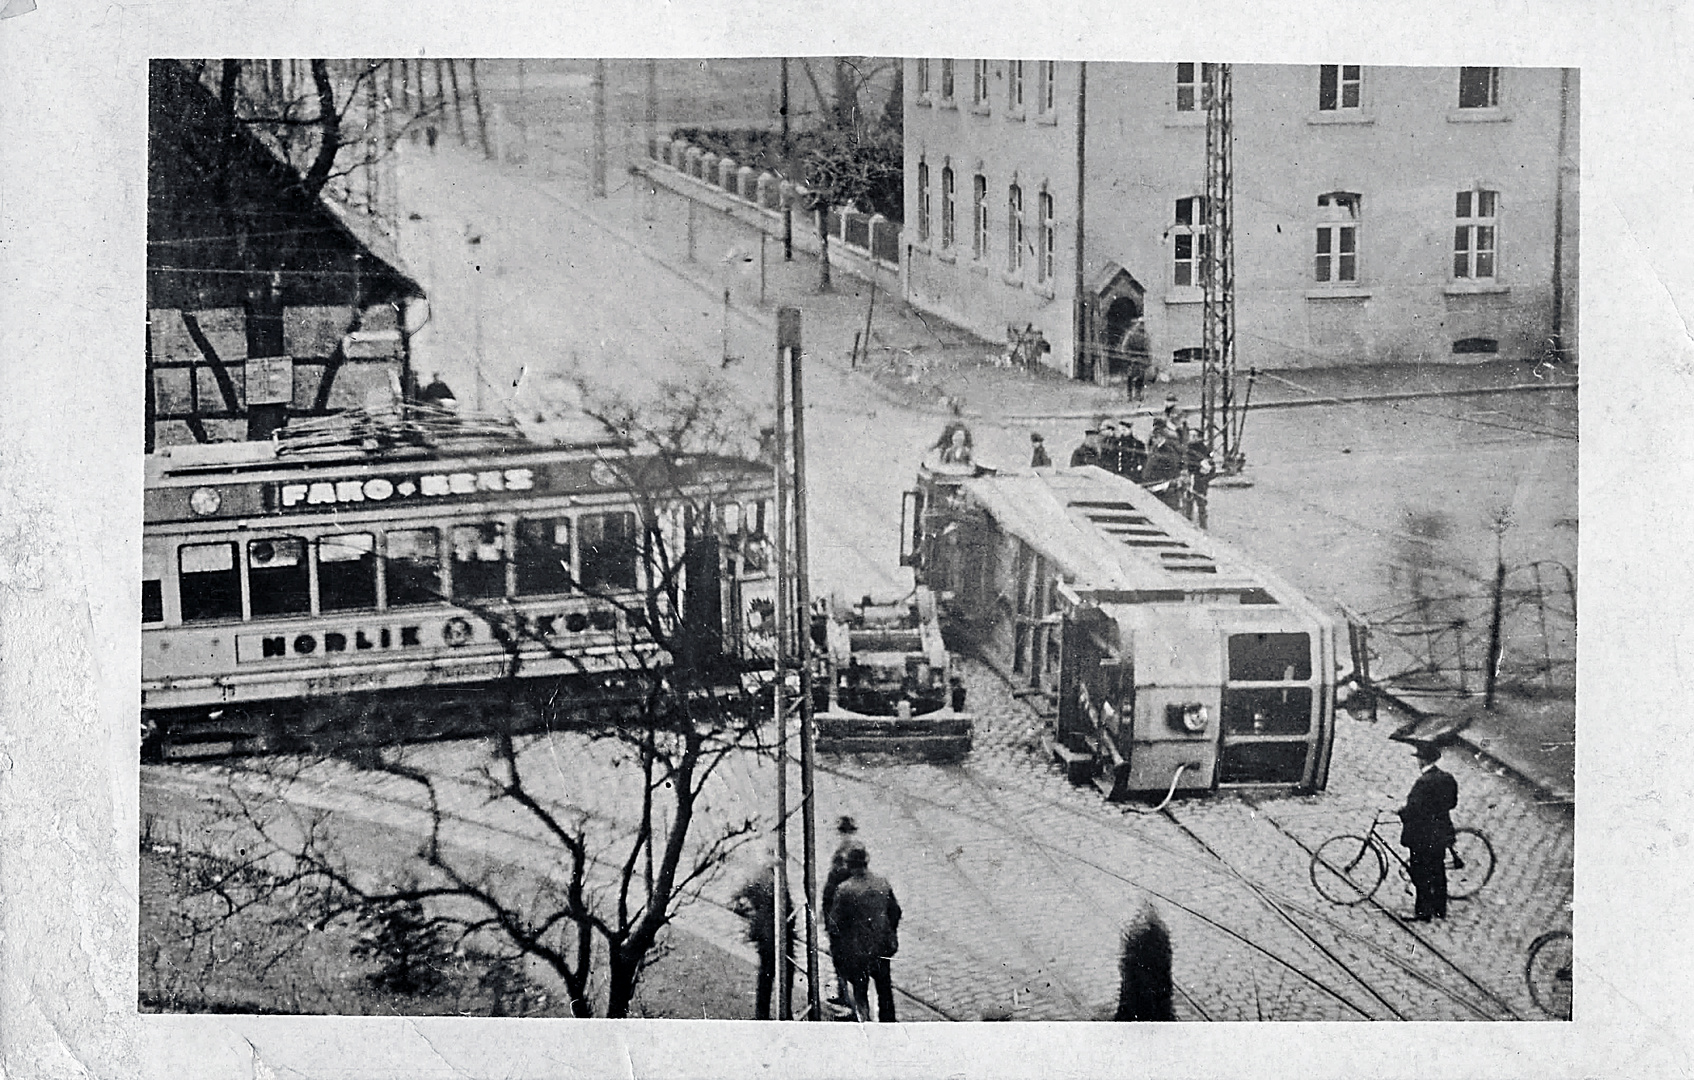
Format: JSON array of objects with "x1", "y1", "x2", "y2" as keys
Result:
[{"x1": 647, "y1": 137, "x2": 900, "y2": 273}]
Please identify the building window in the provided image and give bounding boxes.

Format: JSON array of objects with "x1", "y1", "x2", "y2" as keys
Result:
[
  {"x1": 1007, "y1": 183, "x2": 1024, "y2": 273},
  {"x1": 972, "y1": 60, "x2": 990, "y2": 106},
  {"x1": 248, "y1": 537, "x2": 309, "y2": 617},
  {"x1": 1453, "y1": 188, "x2": 1499, "y2": 280},
  {"x1": 178, "y1": 542, "x2": 241, "y2": 623},
  {"x1": 450, "y1": 522, "x2": 507, "y2": 600},
  {"x1": 1037, "y1": 61, "x2": 1055, "y2": 114},
  {"x1": 1318, "y1": 65, "x2": 1361, "y2": 111},
  {"x1": 318, "y1": 533, "x2": 377, "y2": 612},
  {"x1": 580, "y1": 511, "x2": 638, "y2": 593},
  {"x1": 1315, "y1": 193, "x2": 1360, "y2": 283},
  {"x1": 1172, "y1": 196, "x2": 1208, "y2": 286},
  {"x1": 915, "y1": 59, "x2": 930, "y2": 97},
  {"x1": 917, "y1": 161, "x2": 931, "y2": 242},
  {"x1": 1176, "y1": 63, "x2": 1215, "y2": 112},
  {"x1": 941, "y1": 166, "x2": 956, "y2": 248},
  {"x1": 1458, "y1": 67, "x2": 1499, "y2": 109},
  {"x1": 940, "y1": 59, "x2": 955, "y2": 101},
  {"x1": 1008, "y1": 61, "x2": 1024, "y2": 110},
  {"x1": 972, "y1": 173, "x2": 988, "y2": 259},
  {"x1": 1037, "y1": 190, "x2": 1055, "y2": 283},
  {"x1": 385, "y1": 528, "x2": 442, "y2": 607}
]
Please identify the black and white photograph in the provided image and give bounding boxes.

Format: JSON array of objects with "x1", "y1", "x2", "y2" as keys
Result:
[{"x1": 3, "y1": 2, "x2": 1691, "y2": 1077}]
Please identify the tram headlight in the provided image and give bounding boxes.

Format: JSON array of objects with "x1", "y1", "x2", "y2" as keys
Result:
[
  {"x1": 1167, "y1": 702, "x2": 1210, "y2": 734},
  {"x1": 189, "y1": 487, "x2": 222, "y2": 516}
]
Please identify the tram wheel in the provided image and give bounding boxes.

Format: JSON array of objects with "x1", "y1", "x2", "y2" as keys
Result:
[
  {"x1": 1447, "y1": 827, "x2": 1497, "y2": 899},
  {"x1": 1309, "y1": 834, "x2": 1387, "y2": 906}
]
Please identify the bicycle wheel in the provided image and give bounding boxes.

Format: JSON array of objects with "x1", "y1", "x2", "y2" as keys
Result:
[
  {"x1": 1447, "y1": 828, "x2": 1496, "y2": 899},
  {"x1": 1310, "y1": 834, "x2": 1387, "y2": 906},
  {"x1": 1526, "y1": 930, "x2": 1573, "y2": 1019}
]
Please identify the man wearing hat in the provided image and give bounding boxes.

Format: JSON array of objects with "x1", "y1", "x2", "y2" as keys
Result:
[
  {"x1": 1397, "y1": 742, "x2": 1460, "y2": 921},
  {"x1": 1070, "y1": 425, "x2": 1105, "y2": 468},
  {"x1": 1029, "y1": 432, "x2": 1052, "y2": 468},
  {"x1": 826, "y1": 840, "x2": 902, "y2": 1022}
]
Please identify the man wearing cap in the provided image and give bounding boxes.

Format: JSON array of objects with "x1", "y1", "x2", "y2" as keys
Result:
[
  {"x1": 826, "y1": 841, "x2": 903, "y2": 1021},
  {"x1": 1119, "y1": 421, "x2": 1147, "y2": 481},
  {"x1": 1397, "y1": 743, "x2": 1460, "y2": 921},
  {"x1": 1070, "y1": 427, "x2": 1105, "y2": 468}
]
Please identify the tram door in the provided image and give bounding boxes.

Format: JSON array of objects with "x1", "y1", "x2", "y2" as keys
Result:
[{"x1": 1218, "y1": 632, "x2": 1318, "y2": 785}]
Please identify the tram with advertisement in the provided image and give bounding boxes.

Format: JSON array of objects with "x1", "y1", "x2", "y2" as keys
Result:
[
  {"x1": 142, "y1": 408, "x2": 777, "y2": 756},
  {"x1": 901, "y1": 460, "x2": 1336, "y2": 799}
]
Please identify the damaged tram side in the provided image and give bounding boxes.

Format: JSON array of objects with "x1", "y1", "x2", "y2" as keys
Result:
[{"x1": 902, "y1": 462, "x2": 1335, "y2": 798}]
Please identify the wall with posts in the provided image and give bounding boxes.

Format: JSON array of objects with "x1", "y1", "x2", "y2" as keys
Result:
[{"x1": 636, "y1": 138, "x2": 901, "y2": 292}]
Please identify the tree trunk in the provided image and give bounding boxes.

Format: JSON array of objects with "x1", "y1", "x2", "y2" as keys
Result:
[
  {"x1": 605, "y1": 949, "x2": 641, "y2": 1018},
  {"x1": 817, "y1": 203, "x2": 832, "y2": 292}
]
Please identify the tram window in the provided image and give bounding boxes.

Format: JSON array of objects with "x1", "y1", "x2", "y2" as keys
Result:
[
  {"x1": 179, "y1": 542, "x2": 242, "y2": 622},
  {"x1": 580, "y1": 511, "x2": 638, "y2": 592},
  {"x1": 516, "y1": 518, "x2": 575, "y2": 595},
  {"x1": 141, "y1": 580, "x2": 164, "y2": 624},
  {"x1": 1222, "y1": 686, "x2": 1313, "y2": 736},
  {"x1": 318, "y1": 533, "x2": 377, "y2": 612},
  {"x1": 248, "y1": 537, "x2": 310, "y2": 617},
  {"x1": 450, "y1": 523, "x2": 508, "y2": 600},
  {"x1": 1227, "y1": 632, "x2": 1312, "y2": 681},
  {"x1": 386, "y1": 528, "x2": 442, "y2": 607}
]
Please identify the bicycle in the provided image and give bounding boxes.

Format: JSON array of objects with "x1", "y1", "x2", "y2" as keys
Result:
[
  {"x1": 1309, "y1": 810, "x2": 1496, "y2": 908},
  {"x1": 1525, "y1": 929, "x2": 1573, "y2": 1019}
]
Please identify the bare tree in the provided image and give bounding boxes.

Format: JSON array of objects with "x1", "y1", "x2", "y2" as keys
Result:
[
  {"x1": 163, "y1": 377, "x2": 777, "y2": 1018},
  {"x1": 799, "y1": 127, "x2": 899, "y2": 292}
]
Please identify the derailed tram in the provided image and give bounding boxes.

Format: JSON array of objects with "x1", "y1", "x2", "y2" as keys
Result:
[
  {"x1": 902, "y1": 461, "x2": 1336, "y2": 798},
  {"x1": 142, "y1": 410, "x2": 777, "y2": 755}
]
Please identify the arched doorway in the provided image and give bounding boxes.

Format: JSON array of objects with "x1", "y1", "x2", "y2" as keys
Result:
[{"x1": 1087, "y1": 263, "x2": 1147, "y2": 382}]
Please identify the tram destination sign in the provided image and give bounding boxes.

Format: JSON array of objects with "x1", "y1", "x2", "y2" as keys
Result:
[{"x1": 269, "y1": 466, "x2": 539, "y2": 511}]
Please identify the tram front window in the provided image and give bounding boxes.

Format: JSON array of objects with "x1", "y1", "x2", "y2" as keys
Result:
[
  {"x1": 451, "y1": 523, "x2": 507, "y2": 600},
  {"x1": 318, "y1": 533, "x2": 377, "y2": 612},
  {"x1": 386, "y1": 528, "x2": 442, "y2": 607},
  {"x1": 516, "y1": 518, "x2": 574, "y2": 596},
  {"x1": 580, "y1": 511, "x2": 638, "y2": 592},
  {"x1": 248, "y1": 537, "x2": 310, "y2": 617},
  {"x1": 179, "y1": 542, "x2": 240, "y2": 622}
]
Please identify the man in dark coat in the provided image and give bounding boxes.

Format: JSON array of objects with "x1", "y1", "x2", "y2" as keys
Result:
[
  {"x1": 825, "y1": 841, "x2": 902, "y2": 1022},
  {"x1": 731, "y1": 864, "x2": 795, "y2": 1019},
  {"x1": 1070, "y1": 428, "x2": 1104, "y2": 469},
  {"x1": 1029, "y1": 432, "x2": 1052, "y2": 468},
  {"x1": 1397, "y1": 742, "x2": 1459, "y2": 920},
  {"x1": 1113, "y1": 900, "x2": 1174, "y2": 1021},
  {"x1": 822, "y1": 816, "x2": 861, "y2": 1013},
  {"x1": 1119, "y1": 422, "x2": 1147, "y2": 481}
]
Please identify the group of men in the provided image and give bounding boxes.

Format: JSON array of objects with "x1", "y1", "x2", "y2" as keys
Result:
[
  {"x1": 1054, "y1": 401, "x2": 1216, "y2": 515},
  {"x1": 734, "y1": 816, "x2": 903, "y2": 1023}
]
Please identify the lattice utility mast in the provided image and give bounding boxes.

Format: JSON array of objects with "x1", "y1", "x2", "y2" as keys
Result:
[{"x1": 1202, "y1": 63, "x2": 1246, "y2": 474}]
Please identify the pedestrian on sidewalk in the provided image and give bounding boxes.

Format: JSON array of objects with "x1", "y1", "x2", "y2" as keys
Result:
[
  {"x1": 1113, "y1": 900, "x2": 1174, "y2": 1021},
  {"x1": 1071, "y1": 418, "x2": 1107, "y2": 468},
  {"x1": 823, "y1": 816, "x2": 863, "y2": 1016},
  {"x1": 730, "y1": 863, "x2": 795, "y2": 1019},
  {"x1": 825, "y1": 840, "x2": 902, "y2": 1022},
  {"x1": 1397, "y1": 742, "x2": 1459, "y2": 921},
  {"x1": 1029, "y1": 433, "x2": 1052, "y2": 468}
]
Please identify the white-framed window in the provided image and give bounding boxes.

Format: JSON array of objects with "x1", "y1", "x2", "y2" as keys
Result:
[
  {"x1": 1453, "y1": 187, "x2": 1499, "y2": 280},
  {"x1": 1172, "y1": 195, "x2": 1208, "y2": 286},
  {"x1": 1007, "y1": 183, "x2": 1025, "y2": 273},
  {"x1": 1318, "y1": 65, "x2": 1361, "y2": 111},
  {"x1": 941, "y1": 166, "x2": 956, "y2": 248},
  {"x1": 1007, "y1": 61, "x2": 1024, "y2": 110},
  {"x1": 941, "y1": 59, "x2": 955, "y2": 100},
  {"x1": 972, "y1": 173, "x2": 989, "y2": 259},
  {"x1": 1176, "y1": 63, "x2": 1215, "y2": 112},
  {"x1": 917, "y1": 161, "x2": 931, "y2": 242},
  {"x1": 972, "y1": 60, "x2": 990, "y2": 106},
  {"x1": 1037, "y1": 61, "x2": 1055, "y2": 114},
  {"x1": 915, "y1": 59, "x2": 930, "y2": 97},
  {"x1": 1037, "y1": 190, "x2": 1055, "y2": 283},
  {"x1": 1314, "y1": 192, "x2": 1361, "y2": 283},
  {"x1": 1458, "y1": 67, "x2": 1500, "y2": 109}
]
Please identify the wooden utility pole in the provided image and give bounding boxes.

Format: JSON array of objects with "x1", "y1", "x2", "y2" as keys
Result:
[
  {"x1": 468, "y1": 59, "x2": 491, "y2": 158},
  {"x1": 446, "y1": 59, "x2": 468, "y2": 144},
  {"x1": 781, "y1": 59, "x2": 793, "y2": 261},
  {"x1": 781, "y1": 307, "x2": 821, "y2": 1020},
  {"x1": 772, "y1": 318, "x2": 793, "y2": 1021},
  {"x1": 593, "y1": 59, "x2": 608, "y2": 197}
]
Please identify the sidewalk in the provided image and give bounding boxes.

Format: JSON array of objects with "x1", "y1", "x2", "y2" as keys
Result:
[{"x1": 416, "y1": 144, "x2": 1578, "y2": 806}]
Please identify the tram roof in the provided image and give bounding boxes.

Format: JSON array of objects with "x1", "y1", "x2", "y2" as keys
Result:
[{"x1": 959, "y1": 466, "x2": 1298, "y2": 602}]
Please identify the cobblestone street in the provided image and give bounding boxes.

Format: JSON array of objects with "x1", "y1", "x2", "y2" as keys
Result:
[{"x1": 143, "y1": 650, "x2": 1571, "y2": 1022}]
